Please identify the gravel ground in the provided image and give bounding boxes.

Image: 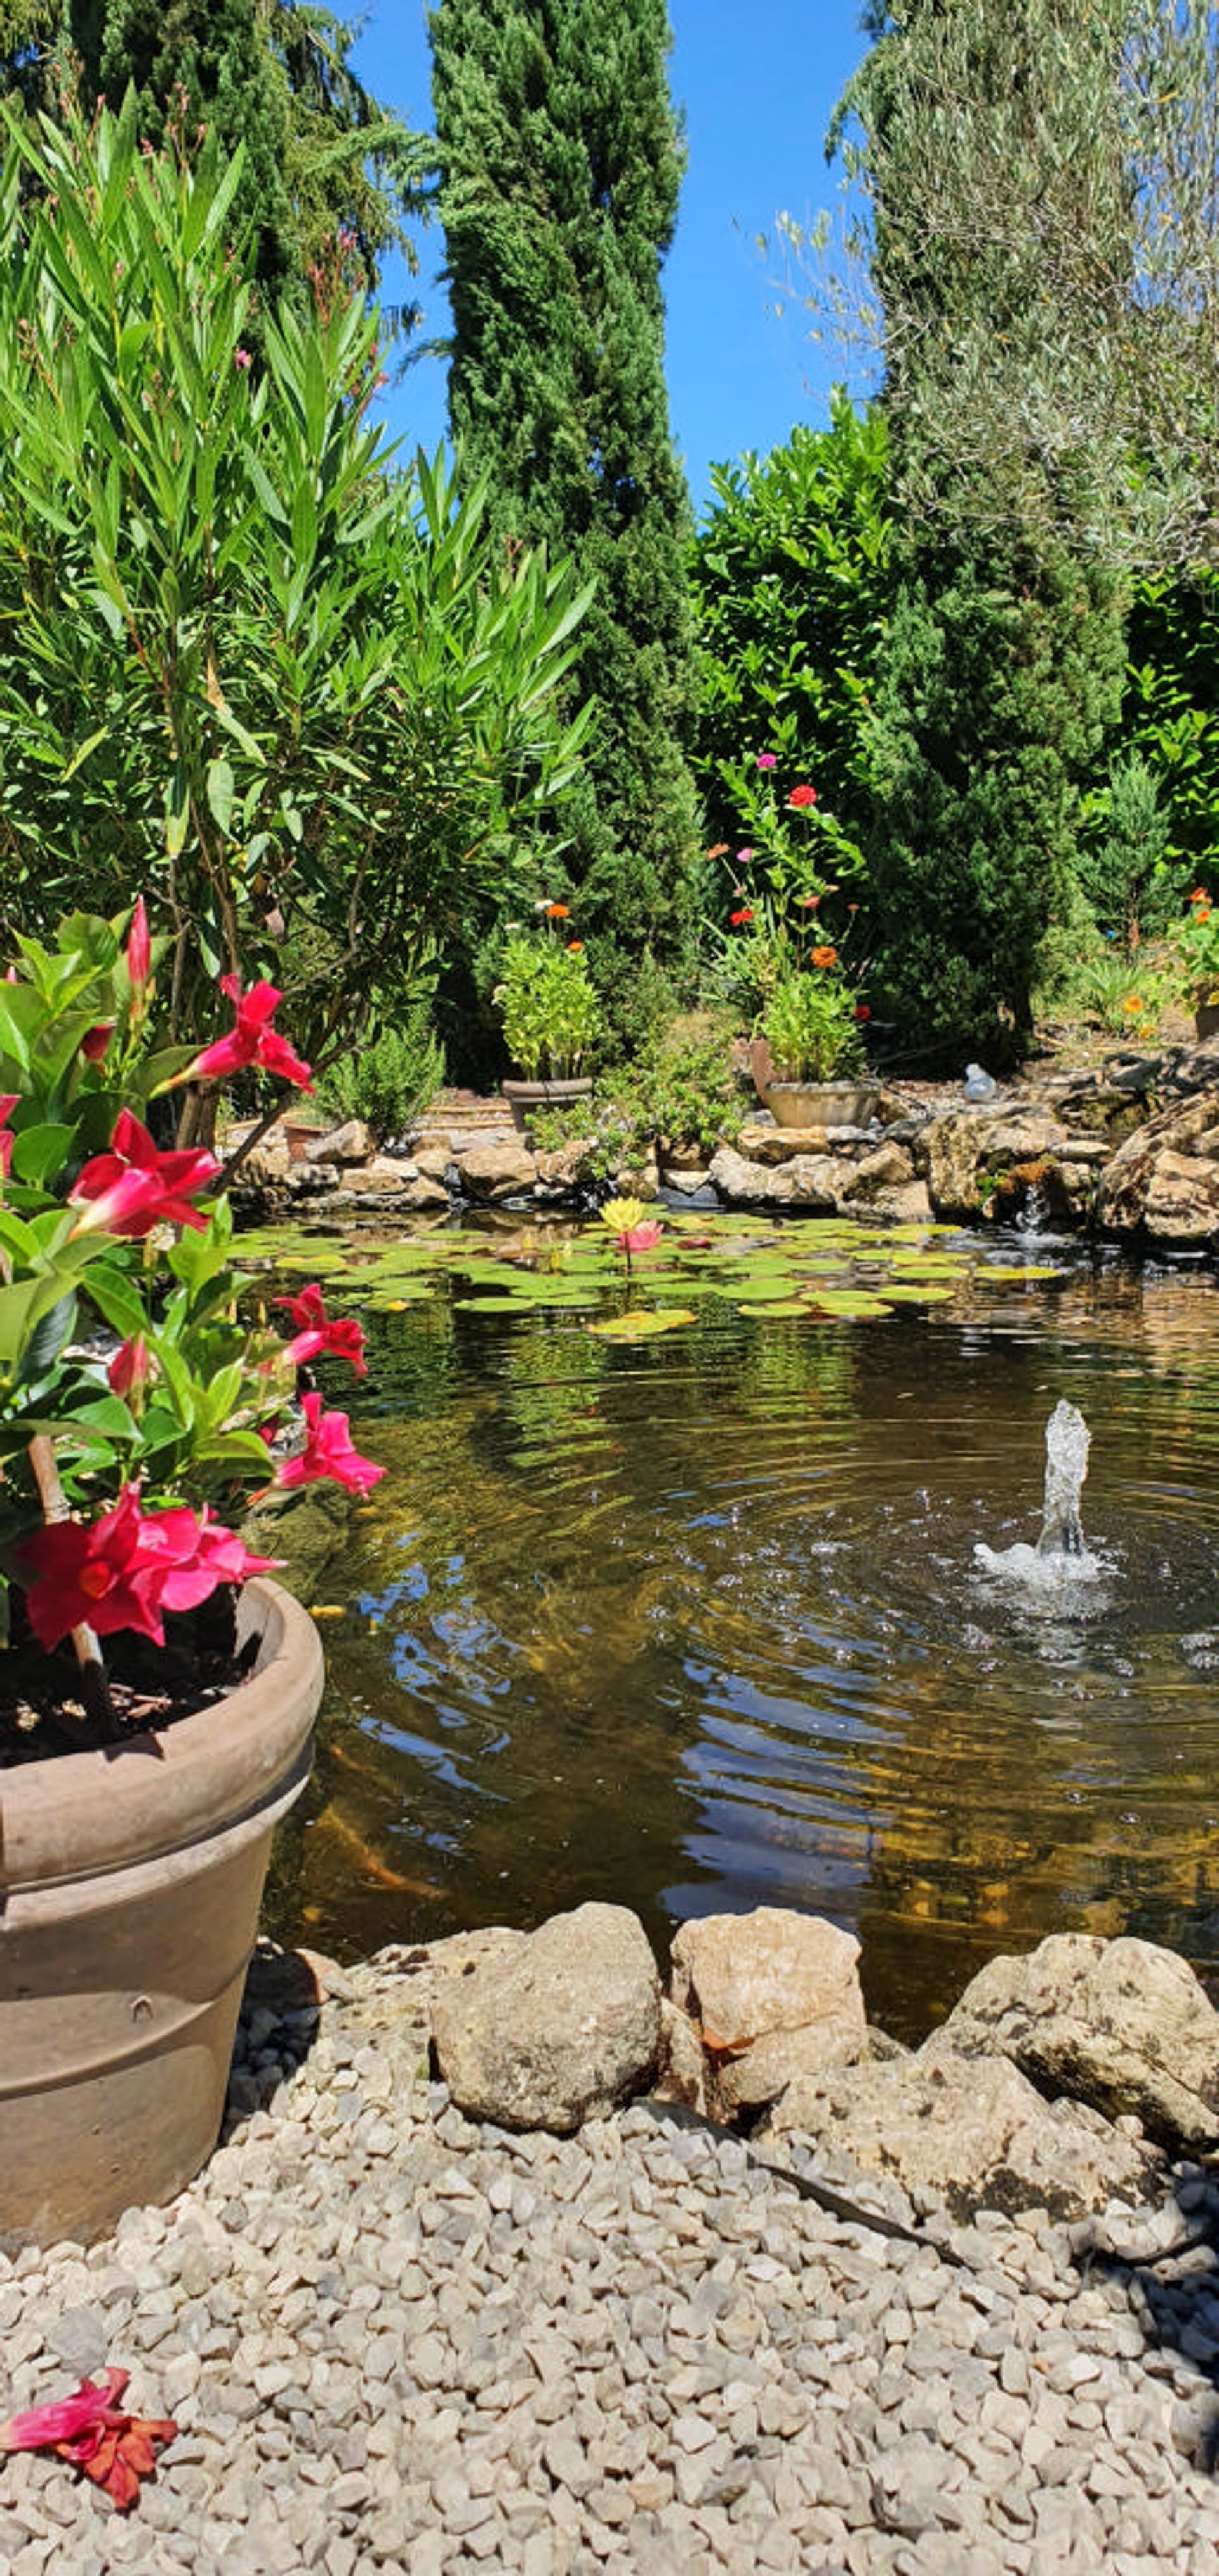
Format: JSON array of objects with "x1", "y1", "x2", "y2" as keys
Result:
[{"x1": 4, "y1": 1947, "x2": 1219, "y2": 2576}]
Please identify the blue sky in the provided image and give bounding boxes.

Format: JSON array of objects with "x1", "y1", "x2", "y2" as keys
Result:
[{"x1": 351, "y1": 3, "x2": 872, "y2": 521}]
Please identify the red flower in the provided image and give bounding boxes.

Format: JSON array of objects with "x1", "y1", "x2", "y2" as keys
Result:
[
  {"x1": 566, "y1": 940, "x2": 584, "y2": 953},
  {"x1": 107, "y1": 1334, "x2": 151, "y2": 1398},
  {"x1": 69, "y1": 1110, "x2": 220, "y2": 1238},
  {"x1": 797, "y1": 893, "x2": 821, "y2": 909},
  {"x1": 81, "y1": 1021, "x2": 116, "y2": 1063},
  {"x1": 185, "y1": 978, "x2": 313, "y2": 1091},
  {"x1": 126, "y1": 896, "x2": 151, "y2": 992},
  {"x1": 544, "y1": 902, "x2": 571, "y2": 920},
  {"x1": 18, "y1": 1487, "x2": 277, "y2": 1651},
  {"x1": 788, "y1": 784, "x2": 818, "y2": 809},
  {"x1": 0, "y1": 1090, "x2": 17, "y2": 1180},
  {"x1": 274, "y1": 1283, "x2": 368, "y2": 1376},
  {"x1": 0, "y1": 2368, "x2": 177, "y2": 2513},
  {"x1": 729, "y1": 908, "x2": 755, "y2": 927},
  {"x1": 273, "y1": 1390, "x2": 383, "y2": 1495},
  {"x1": 855, "y1": 1003, "x2": 871, "y2": 1022}
]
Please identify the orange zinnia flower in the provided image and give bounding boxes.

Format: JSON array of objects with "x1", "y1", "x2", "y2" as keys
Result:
[
  {"x1": 811, "y1": 945, "x2": 837, "y2": 969},
  {"x1": 545, "y1": 901, "x2": 571, "y2": 919},
  {"x1": 566, "y1": 940, "x2": 584, "y2": 952}
]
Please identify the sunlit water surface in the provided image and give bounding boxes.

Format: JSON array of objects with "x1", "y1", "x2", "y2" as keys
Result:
[{"x1": 261, "y1": 1227, "x2": 1219, "y2": 2041}]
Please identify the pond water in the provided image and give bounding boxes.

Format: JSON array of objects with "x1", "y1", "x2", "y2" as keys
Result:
[{"x1": 252, "y1": 1212, "x2": 1219, "y2": 2042}]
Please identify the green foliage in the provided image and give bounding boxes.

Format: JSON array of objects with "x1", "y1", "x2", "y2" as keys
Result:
[
  {"x1": 863, "y1": 536, "x2": 1128, "y2": 1065},
  {"x1": 763, "y1": 967, "x2": 863, "y2": 1084},
  {"x1": 495, "y1": 926, "x2": 602, "y2": 1079},
  {"x1": 0, "y1": 100, "x2": 592, "y2": 1068},
  {"x1": 691, "y1": 399, "x2": 893, "y2": 855},
  {"x1": 1119, "y1": 568, "x2": 1219, "y2": 877},
  {"x1": 316, "y1": 1006, "x2": 445, "y2": 1143},
  {"x1": 430, "y1": 0, "x2": 703, "y2": 964},
  {"x1": 1076, "y1": 750, "x2": 1182, "y2": 946},
  {"x1": 531, "y1": 1008, "x2": 744, "y2": 1178},
  {"x1": 0, "y1": 1, "x2": 428, "y2": 315}
]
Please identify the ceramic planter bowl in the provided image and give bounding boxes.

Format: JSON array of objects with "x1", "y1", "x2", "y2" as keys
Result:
[
  {"x1": 502, "y1": 1075, "x2": 593, "y2": 1134},
  {"x1": 0, "y1": 1578, "x2": 323, "y2": 2249},
  {"x1": 766, "y1": 1079, "x2": 881, "y2": 1130}
]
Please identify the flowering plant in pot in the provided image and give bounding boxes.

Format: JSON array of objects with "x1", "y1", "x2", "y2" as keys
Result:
[
  {"x1": 1173, "y1": 887, "x2": 1219, "y2": 1033},
  {"x1": 495, "y1": 901, "x2": 602, "y2": 1125},
  {"x1": 0, "y1": 900, "x2": 382, "y2": 2246},
  {"x1": 761, "y1": 948, "x2": 876, "y2": 1128}
]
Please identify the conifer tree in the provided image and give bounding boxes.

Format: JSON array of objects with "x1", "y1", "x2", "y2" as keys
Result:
[
  {"x1": 430, "y1": 0, "x2": 702, "y2": 985},
  {"x1": 0, "y1": 0, "x2": 425, "y2": 309}
]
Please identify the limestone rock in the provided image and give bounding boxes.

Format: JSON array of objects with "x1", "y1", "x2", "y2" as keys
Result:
[
  {"x1": 429, "y1": 1902, "x2": 661, "y2": 2132},
  {"x1": 401, "y1": 1173, "x2": 451, "y2": 1210},
  {"x1": 707, "y1": 1145, "x2": 770, "y2": 1205},
  {"x1": 237, "y1": 1139, "x2": 293, "y2": 1187},
  {"x1": 655, "y1": 1996, "x2": 707, "y2": 2114},
  {"x1": 935, "y1": 1932, "x2": 1219, "y2": 2151},
  {"x1": 411, "y1": 1144, "x2": 454, "y2": 1182},
  {"x1": 663, "y1": 1165, "x2": 713, "y2": 1196},
  {"x1": 981, "y1": 1113, "x2": 1070, "y2": 1165},
  {"x1": 1096, "y1": 1093, "x2": 1219, "y2": 1242},
  {"x1": 916, "y1": 1113, "x2": 990, "y2": 1219},
  {"x1": 340, "y1": 1156, "x2": 419, "y2": 1193},
  {"x1": 454, "y1": 1139, "x2": 540, "y2": 1202},
  {"x1": 867, "y1": 1179, "x2": 933, "y2": 1224},
  {"x1": 305, "y1": 1119, "x2": 372, "y2": 1165},
  {"x1": 670, "y1": 1908, "x2": 867, "y2": 2116},
  {"x1": 763, "y1": 1153, "x2": 856, "y2": 1212},
  {"x1": 763, "y1": 2045, "x2": 1161, "y2": 2223},
  {"x1": 845, "y1": 1142, "x2": 917, "y2": 1196}
]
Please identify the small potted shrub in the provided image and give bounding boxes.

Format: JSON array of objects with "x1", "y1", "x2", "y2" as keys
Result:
[
  {"x1": 0, "y1": 903, "x2": 383, "y2": 2245},
  {"x1": 762, "y1": 953, "x2": 877, "y2": 1127},
  {"x1": 495, "y1": 903, "x2": 601, "y2": 1128}
]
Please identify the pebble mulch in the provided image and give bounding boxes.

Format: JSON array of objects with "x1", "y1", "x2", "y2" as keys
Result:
[{"x1": 3, "y1": 1948, "x2": 1219, "y2": 2576}]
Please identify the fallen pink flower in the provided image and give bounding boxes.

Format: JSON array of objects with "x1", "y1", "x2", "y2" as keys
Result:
[
  {"x1": 0, "y1": 2367, "x2": 177, "y2": 2513},
  {"x1": 272, "y1": 1389, "x2": 384, "y2": 1495}
]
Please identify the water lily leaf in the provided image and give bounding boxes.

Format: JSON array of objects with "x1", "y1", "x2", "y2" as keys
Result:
[
  {"x1": 738, "y1": 1299, "x2": 816, "y2": 1318},
  {"x1": 974, "y1": 1265, "x2": 1067, "y2": 1285},
  {"x1": 729, "y1": 1276, "x2": 804, "y2": 1303},
  {"x1": 875, "y1": 1282, "x2": 956, "y2": 1304},
  {"x1": 805, "y1": 1288, "x2": 894, "y2": 1318},
  {"x1": 453, "y1": 1294, "x2": 536, "y2": 1314},
  {"x1": 587, "y1": 1308, "x2": 696, "y2": 1340}
]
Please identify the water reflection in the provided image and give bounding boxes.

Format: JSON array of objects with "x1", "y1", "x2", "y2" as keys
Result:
[{"x1": 263, "y1": 1238, "x2": 1219, "y2": 2040}]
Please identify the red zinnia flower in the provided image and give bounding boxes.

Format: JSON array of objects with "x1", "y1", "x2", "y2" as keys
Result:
[
  {"x1": 274, "y1": 1283, "x2": 368, "y2": 1376},
  {"x1": 566, "y1": 940, "x2": 585, "y2": 953},
  {"x1": 855, "y1": 1003, "x2": 871, "y2": 1022},
  {"x1": 272, "y1": 1390, "x2": 383, "y2": 1496},
  {"x1": 730, "y1": 908, "x2": 755, "y2": 927},
  {"x1": 788, "y1": 784, "x2": 818, "y2": 809},
  {"x1": 185, "y1": 977, "x2": 312, "y2": 1091},
  {"x1": 69, "y1": 1110, "x2": 220, "y2": 1238}
]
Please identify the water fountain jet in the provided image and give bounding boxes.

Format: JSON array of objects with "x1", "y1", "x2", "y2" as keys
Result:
[{"x1": 975, "y1": 1399, "x2": 1100, "y2": 1590}]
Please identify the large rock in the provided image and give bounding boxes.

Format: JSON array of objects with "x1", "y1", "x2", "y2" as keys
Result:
[
  {"x1": 763, "y1": 2045, "x2": 1161, "y2": 2223},
  {"x1": 934, "y1": 1933, "x2": 1219, "y2": 2152},
  {"x1": 1096, "y1": 1092, "x2": 1219, "y2": 1243},
  {"x1": 453, "y1": 1139, "x2": 540, "y2": 1202},
  {"x1": 669, "y1": 1908, "x2": 867, "y2": 2116},
  {"x1": 917, "y1": 1112, "x2": 992, "y2": 1219},
  {"x1": 429, "y1": 1902, "x2": 660, "y2": 2132},
  {"x1": 304, "y1": 1118, "x2": 372, "y2": 1165}
]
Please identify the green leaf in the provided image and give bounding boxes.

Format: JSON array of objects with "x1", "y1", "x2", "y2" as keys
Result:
[
  {"x1": 205, "y1": 756, "x2": 236, "y2": 836},
  {"x1": 10, "y1": 1122, "x2": 77, "y2": 1191}
]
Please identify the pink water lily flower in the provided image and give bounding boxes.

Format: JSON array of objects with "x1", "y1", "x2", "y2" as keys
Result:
[
  {"x1": 185, "y1": 976, "x2": 312, "y2": 1090},
  {"x1": 0, "y1": 2367, "x2": 177, "y2": 2511},
  {"x1": 272, "y1": 1389, "x2": 384, "y2": 1495},
  {"x1": 613, "y1": 1219, "x2": 663, "y2": 1254}
]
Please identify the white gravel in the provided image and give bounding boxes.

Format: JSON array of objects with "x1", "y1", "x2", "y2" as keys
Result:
[{"x1": 3, "y1": 1946, "x2": 1219, "y2": 2575}]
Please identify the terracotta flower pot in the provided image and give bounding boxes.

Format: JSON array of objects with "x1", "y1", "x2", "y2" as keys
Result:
[
  {"x1": 0, "y1": 1579, "x2": 323, "y2": 2248},
  {"x1": 766, "y1": 1079, "x2": 881, "y2": 1130},
  {"x1": 502, "y1": 1075, "x2": 593, "y2": 1134}
]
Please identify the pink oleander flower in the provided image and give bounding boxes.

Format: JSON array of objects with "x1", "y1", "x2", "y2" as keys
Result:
[
  {"x1": 185, "y1": 977, "x2": 313, "y2": 1091},
  {"x1": 106, "y1": 1334, "x2": 151, "y2": 1399},
  {"x1": 126, "y1": 895, "x2": 151, "y2": 992},
  {"x1": 81, "y1": 1021, "x2": 116, "y2": 1063},
  {"x1": 272, "y1": 1389, "x2": 384, "y2": 1496},
  {"x1": 0, "y1": 2368, "x2": 177, "y2": 2513},
  {"x1": 613, "y1": 1220, "x2": 663, "y2": 1254},
  {"x1": 274, "y1": 1282, "x2": 368, "y2": 1376},
  {"x1": 756, "y1": 752, "x2": 777, "y2": 771},
  {"x1": 17, "y1": 1485, "x2": 278, "y2": 1651},
  {"x1": 69, "y1": 1110, "x2": 220, "y2": 1238}
]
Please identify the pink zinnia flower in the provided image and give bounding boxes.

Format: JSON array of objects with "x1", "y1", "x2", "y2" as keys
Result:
[
  {"x1": 69, "y1": 1110, "x2": 220, "y2": 1238},
  {"x1": 274, "y1": 1282, "x2": 368, "y2": 1375},
  {"x1": 756, "y1": 752, "x2": 777, "y2": 771},
  {"x1": 273, "y1": 1390, "x2": 383, "y2": 1496},
  {"x1": 185, "y1": 978, "x2": 313, "y2": 1091}
]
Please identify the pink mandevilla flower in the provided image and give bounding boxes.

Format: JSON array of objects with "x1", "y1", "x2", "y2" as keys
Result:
[
  {"x1": 273, "y1": 1390, "x2": 384, "y2": 1496},
  {"x1": 0, "y1": 1090, "x2": 17, "y2": 1179},
  {"x1": 18, "y1": 1485, "x2": 278, "y2": 1652},
  {"x1": 69, "y1": 1110, "x2": 220, "y2": 1238},
  {"x1": 107, "y1": 1335, "x2": 151, "y2": 1398},
  {"x1": 186, "y1": 977, "x2": 313, "y2": 1090},
  {"x1": 80, "y1": 1021, "x2": 116, "y2": 1063},
  {"x1": 274, "y1": 1282, "x2": 367, "y2": 1376},
  {"x1": 0, "y1": 2368, "x2": 177, "y2": 2513}
]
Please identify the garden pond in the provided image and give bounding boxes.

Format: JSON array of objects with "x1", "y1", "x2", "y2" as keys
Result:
[{"x1": 241, "y1": 1208, "x2": 1219, "y2": 2043}]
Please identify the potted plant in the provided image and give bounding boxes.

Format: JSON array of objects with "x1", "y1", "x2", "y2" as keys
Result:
[
  {"x1": 0, "y1": 903, "x2": 382, "y2": 2247},
  {"x1": 495, "y1": 903, "x2": 601, "y2": 1129},
  {"x1": 762, "y1": 953, "x2": 877, "y2": 1129},
  {"x1": 1174, "y1": 887, "x2": 1219, "y2": 1040}
]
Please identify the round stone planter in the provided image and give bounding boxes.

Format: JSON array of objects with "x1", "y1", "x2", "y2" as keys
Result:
[
  {"x1": 766, "y1": 1079, "x2": 881, "y2": 1130},
  {"x1": 0, "y1": 1579, "x2": 323, "y2": 2248},
  {"x1": 502, "y1": 1075, "x2": 593, "y2": 1134}
]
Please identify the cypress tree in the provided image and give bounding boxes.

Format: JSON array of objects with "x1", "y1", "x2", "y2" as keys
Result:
[{"x1": 430, "y1": 0, "x2": 702, "y2": 989}]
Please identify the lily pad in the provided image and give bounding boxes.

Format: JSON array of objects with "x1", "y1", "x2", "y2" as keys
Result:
[
  {"x1": 874, "y1": 1282, "x2": 956, "y2": 1305},
  {"x1": 974, "y1": 1265, "x2": 1067, "y2": 1285},
  {"x1": 738, "y1": 1299, "x2": 816, "y2": 1318},
  {"x1": 587, "y1": 1308, "x2": 697, "y2": 1341},
  {"x1": 804, "y1": 1287, "x2": 894, "y2": 1319}
]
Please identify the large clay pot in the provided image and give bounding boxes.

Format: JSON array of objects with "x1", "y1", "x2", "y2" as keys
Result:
[
  {"x1": 766, "y1": 1079, "x2": 881, "y2": 1131},
  {"x1": 502, "y1": 1075, "x2": 593, "y2": 1134},
  {"x1": 0, "y1": 1579, "x2": 323, "y2": 2248}
]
